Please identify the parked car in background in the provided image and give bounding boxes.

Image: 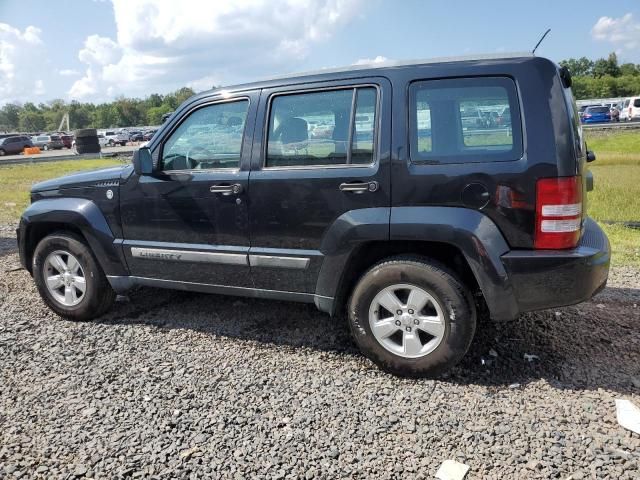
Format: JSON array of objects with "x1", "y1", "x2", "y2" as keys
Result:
[
  {"x1": 0, "y1": 135, "x2": 33, "y2": 155},
  {"x1": 610, "y1": 105, "x2": 620, "y2": 122},
  {"x1": 581, "y1": 106, "x2": 611, "y2": 124},
  {"x1": 143, "y1": 129, "x2": 157, "y2": 141},
  {"x1": 101, "y1": 130, "x2": 129, "y2": 146},
  {"x1": 620, "y1": 97, "x2": 640, "y2": 122},
  {"x1": 31, "y1": 134, "x2": 64, "y2": 150},
  {"x1": 578, "y1": 104, "x2": 601, "y2": 119},
  {"x1": 60, "y1": 134, "x2": 74, "y2": 148},
  {"x1": 128, "y1": 131, "x2": 144, "y2": 142}
]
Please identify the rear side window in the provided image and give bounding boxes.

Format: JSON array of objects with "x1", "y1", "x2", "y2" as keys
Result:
[
  {"x1": 410, "y1": 77, "x2": 523, "y2": 164},
  {"x1": 266, "y1": 86, "x2": 377, "y2": 168},
  {"x1": 634, "y1": 99, "x2": 640, "y2": 108}
]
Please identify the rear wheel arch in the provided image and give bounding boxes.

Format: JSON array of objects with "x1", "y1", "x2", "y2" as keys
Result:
[{"x1": 331, "y1": 240, "x2": 482, "y2": 317}]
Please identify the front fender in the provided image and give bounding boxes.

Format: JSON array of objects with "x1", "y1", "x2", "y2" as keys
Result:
[
  {"x1": 19, "y1": 197, "x2": 128, "y2": 277},
  {"x1": 390, "y1": 206, "x2": 518, "y2": 321}
]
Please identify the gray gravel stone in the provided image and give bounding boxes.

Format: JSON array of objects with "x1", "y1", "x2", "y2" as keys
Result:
[{"x1": 0, "y1": 223, "x2": 639, "y2": 478}]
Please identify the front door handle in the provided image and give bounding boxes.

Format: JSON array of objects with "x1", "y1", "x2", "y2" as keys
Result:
[
  {"x1": 339, "y1": 181, "x2": 379, "y2": 193},
  {"x1": 210, "y1": 183, "x2": 243, "y2": 195}
]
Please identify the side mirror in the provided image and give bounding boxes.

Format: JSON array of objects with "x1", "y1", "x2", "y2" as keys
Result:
[
  {"x1": 586, "y1": 150, "x2": 596, "y2": 163},
  {"x1": 133, "y1": 147, "x2": 154, "y2": 175}
]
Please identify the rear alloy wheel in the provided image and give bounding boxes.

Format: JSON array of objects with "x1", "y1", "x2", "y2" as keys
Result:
[
  {"x1": 43, "y1": 144, "x2": 49, "y2": 151},
  {"x1": 33, "y1": 233, "x2": 115, "y2": 320},
  {"x1": 348, "y1": 256, "x2": 476, "y2": 377},
  {"x1": 368, "y1": 283, "x2": 446, "y2": 358},
  {"x1": 0, "y1": 149, "x2": 5, "y2": 156}
]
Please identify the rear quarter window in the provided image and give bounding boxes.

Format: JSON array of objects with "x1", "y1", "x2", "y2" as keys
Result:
[{"x1": 409, "y1": 76, "x2": 523, "y2": 164}]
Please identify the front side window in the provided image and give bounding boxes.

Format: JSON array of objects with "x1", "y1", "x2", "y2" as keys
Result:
[
  {"x1": 410, "y1": 77, "x2": 523, "y2": 164},
  {"x1": 266, "y1": 86, "x2": 377, "y2": 168},
  {"x1": 161, "y1": 100, "x2": 248, "y2": 171},
  {"x1": 634, "y1": 99, "x2": 640, "y2": 108}
]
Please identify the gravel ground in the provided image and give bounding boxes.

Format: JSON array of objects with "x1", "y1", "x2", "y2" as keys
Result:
[{"x1": 0, "y1": 223, "x2": 638, "y2": 479}]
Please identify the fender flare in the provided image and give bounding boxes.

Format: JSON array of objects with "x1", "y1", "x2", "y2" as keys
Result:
[
  {"x1": 314, "y1": 206, "x2": 519, "y2": 321},
  {"x1": 389, "y1": 206, "x2": 519, "y2": 321},
  {"x1": 19, "y1": 197, "x2": 128, "y2": 277}
]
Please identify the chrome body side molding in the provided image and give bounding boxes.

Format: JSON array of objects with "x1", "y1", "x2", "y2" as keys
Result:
[
  {"x1": 130, "y1": 247, "x2": 247, "y2": 265},
  {"x1": 248, "y1": 254, "x2": 310, "y2": 269}
]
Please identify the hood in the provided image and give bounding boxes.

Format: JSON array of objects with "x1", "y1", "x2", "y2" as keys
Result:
[{"x1": 31, "y1": 164, "x2": 132, "y2": 193}]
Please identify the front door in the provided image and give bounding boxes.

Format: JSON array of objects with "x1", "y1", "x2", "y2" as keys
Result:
[
  {"x1": 120, "y1": 91, "x2": 258, "y2": 287},
  {"x1": 247, "y1": 78, "x2": 391, "y2": 293}
]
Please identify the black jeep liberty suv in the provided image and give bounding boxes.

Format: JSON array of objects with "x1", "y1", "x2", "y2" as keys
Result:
[{"x1": 18, "y1": 54, "x2": 610, "y2": 376}]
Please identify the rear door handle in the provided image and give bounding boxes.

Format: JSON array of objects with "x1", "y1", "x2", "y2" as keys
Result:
[
  {"x1": 339, "y1": 181, "x2": 379, "y2": 193},
  {"x1": 210, "y1": 183, "x2": 243, "y2": 195}
]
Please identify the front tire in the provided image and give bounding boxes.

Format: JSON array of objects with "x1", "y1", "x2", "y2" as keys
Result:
[
  {"x1": 33, "y1": 233, "x2": 115, "y2": 321},
  {"x1": 348, "y1": 256, "x2": 476, "y2": 377}
]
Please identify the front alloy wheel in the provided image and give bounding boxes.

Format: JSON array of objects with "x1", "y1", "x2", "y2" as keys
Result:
[
  {"x1": 43, "y1": 250, "x2": 86, "y2": 306},
  {"x1": 33, "y1": 233, "x2": 115, "y2": 321}
]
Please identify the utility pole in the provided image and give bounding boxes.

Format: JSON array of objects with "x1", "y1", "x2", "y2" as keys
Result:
[{"x1": 58, "y1": 112, "x2": 70, "y2": 132}]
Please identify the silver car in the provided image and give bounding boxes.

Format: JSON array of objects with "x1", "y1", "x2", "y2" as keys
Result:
[{"x1": 31, "y1": 134, "x2": 65, "y2": 150}]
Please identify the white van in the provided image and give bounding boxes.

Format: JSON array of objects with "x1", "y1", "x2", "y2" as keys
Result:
[{"x1": 620, "y1": 97, "x2": 640, "y2": 122}]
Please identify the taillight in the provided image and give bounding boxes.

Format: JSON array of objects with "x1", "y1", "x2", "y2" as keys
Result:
[{"x1": 535, "y1": 176, "x2": 582, "y2": 249}]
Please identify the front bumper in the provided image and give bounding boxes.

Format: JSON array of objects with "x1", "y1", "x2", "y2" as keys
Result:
[{"x1": 501, "y1": 218, "x2": 610, "y2": 313}]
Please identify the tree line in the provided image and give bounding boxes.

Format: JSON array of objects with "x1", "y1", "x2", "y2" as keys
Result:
[
  {"x1": 0, "y1": 87, "x2": 196, "y2": 133},
  {"x1": 560, "y1": 52, "x2": 640, "y2": 100}
]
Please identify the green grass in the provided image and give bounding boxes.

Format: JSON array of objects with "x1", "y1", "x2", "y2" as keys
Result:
[
  {"x1": 585, "y1": 130, "x2": 640, "y2": 155},
  {"x1": 600, "y1": 224, "x2": 640, "y2": 268},
  {"x1": 587, "y1": 165, "x2": 640, "y2": 222},
  {"x1": 584, "y1": 130, "x2": 640, "y2": 267},
  {"x1": 0, "y1": 159, "x2": 125, "y2": 223}
]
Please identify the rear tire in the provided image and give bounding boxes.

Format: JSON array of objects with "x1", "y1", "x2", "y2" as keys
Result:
[
  {"x1": 33, "y1": 233, "x2": 115, "y2": 321},
  {"x1": 347, "y1": 256, "x2": 476, "y2": 377}
]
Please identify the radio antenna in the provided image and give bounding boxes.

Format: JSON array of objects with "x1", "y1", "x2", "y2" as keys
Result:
[{"x1": 532, "y1": 29, "x2": 551, "y2": 55}]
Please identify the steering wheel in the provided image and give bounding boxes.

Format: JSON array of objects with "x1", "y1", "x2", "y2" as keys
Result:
[{"x1": 185, "y1": 146, "x2": 210, "y2": 169}]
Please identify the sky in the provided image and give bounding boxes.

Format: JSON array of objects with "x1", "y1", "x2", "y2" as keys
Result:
[{"x1": 1, "y1": 0, "x2": 639, "y2": 106}]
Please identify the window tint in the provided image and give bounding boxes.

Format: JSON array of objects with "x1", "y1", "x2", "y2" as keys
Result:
[
  {"x1": 266, "y1": 87, "x2": 377, "y2": 168},
  {"x1": 161, "y1": 100, "x2": 248, "y2": 171},
  {"x1": 588, "y1": 106, "x2": 609, "y2": 113},
  {"x1": 410, "y1": 77, "x2": 522, "y2": 164},
  {"x1": 634, "y1": 99, "x2": 640, "y2": 108}
]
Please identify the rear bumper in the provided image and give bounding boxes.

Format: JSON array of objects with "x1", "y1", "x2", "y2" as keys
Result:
[{"x1": 500, "y1": 218, "x2": 610, "y2": 314}]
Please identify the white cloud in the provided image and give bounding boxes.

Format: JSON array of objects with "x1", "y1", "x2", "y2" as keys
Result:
[
  {"x1": 592, "y1": 13, "x2": 640, "y2": 51},
  {"x1": 0, "y1": 23, "x2": 47, "y2": 104},
  {"x1": 78, "y1": 34, "x2": 122, "y2": 65},
  {"x1": 353, "y1": 55, "x2": 390, "y2": 66},
  {"x1": 68, "y1": 0, "x2": 365, "y2": 101},
  {"x1": 58, "y1": 69, "x2": 80, "y2": 76}
]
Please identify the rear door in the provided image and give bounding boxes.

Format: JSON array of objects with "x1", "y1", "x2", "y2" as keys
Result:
[{"x1": 248, "y1": 78, "x2": 391, "y2": 293}]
